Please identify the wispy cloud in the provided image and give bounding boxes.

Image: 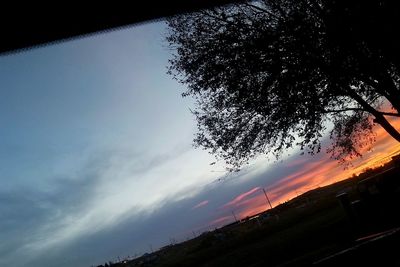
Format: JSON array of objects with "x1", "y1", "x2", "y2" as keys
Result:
[
  {"x1": 192, "y1": 200, "x2": 209, "y2": 210},
  {"x1": 2, "y1": 107, "x2": 399, "y2": 267},
  {"x1": 222, "y1": 187, "x2": 261, "y2": 209},
  {"x1": 231, "y1": 119, "x2": 400, "y2": 217},
  {"x1": 0, "y1": 144, "x2": 221, "y2": 267},
  {"x1": 209, "y1": 215, "x2": 233, "y2": 227}
]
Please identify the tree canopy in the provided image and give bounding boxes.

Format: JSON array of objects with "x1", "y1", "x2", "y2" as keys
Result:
[{"x1": 166, "y1": 0, "x2": 400, "y2": 169}]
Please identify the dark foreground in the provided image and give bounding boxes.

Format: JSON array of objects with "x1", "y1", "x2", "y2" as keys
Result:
[{"x1": 98, "y1": 158, "x2": 400, "y2": 267}]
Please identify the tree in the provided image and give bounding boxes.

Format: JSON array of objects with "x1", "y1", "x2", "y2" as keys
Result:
[{"x1": 166, "y1": 0, "x2": 400, "y2": 169}]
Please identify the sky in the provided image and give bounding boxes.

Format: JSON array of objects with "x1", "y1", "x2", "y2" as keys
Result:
[{"x1": 0, "y1": 21, "x2": 399, "y2": 267}]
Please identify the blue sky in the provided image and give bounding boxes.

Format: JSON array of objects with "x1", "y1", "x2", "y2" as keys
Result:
[
  {"x1": 0, "y1": 21, "x2": 262, "y2": 267},
  {"x1": 1, "y1": 20, "x2": 398, "y2": 267}
]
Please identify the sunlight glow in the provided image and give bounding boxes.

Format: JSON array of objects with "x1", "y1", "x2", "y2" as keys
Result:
[{"x1": 220, "y1": 118, "x2": 400, "y2": 222}]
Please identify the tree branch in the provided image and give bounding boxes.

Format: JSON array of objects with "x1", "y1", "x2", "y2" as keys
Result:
[
  {"x1": 199, "y1": 8, "x2": 249, "y2": 34},
  {"x1": 322, "y1": 108, "x2": 364, "y2": 114},
  {"x1": 346, "y1": 87, "x2": 400, "y2": 143},
  {"x1": 379, "y1": 111, "x2": 400, "y2": 118},
  {"x1": 242, "y1": 2, "x2": 281, "y2": 20},
  {"x1": 199, "y1": 10, "x2": 230, "y2": 25}
]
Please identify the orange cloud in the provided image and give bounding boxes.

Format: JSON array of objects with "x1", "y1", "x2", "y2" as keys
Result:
[
  {"x1": 237, "y1": 195, "x2": 271, "y2": 219},
  {"x1": 237, "y1": 117, "x2": 400, "y2": 218},
  {"x1": 205, "y1": 117, "x2": 400, "y2": 228}
]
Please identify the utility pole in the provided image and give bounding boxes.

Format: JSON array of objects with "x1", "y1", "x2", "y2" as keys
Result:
[
  {"x1": 263, "y1": 188, "x2": 273, "y2": 210},
  {"x1": 231, "y1": 210, "x2": 238, "y2": 222}
]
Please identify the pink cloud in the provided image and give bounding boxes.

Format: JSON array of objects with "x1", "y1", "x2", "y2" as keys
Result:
[
  {"x1": 192, "y1": 200, "x2": 209, "y2": 210},
  {"x1": 242, "y1": 117, "x2": 400, "y2": 211},
  {"x1": 209, "y1": 215, "x2": 232, "y2": 227},
  {"x1": 222, "y1": 187, "x2": 261, "y2": 209}
]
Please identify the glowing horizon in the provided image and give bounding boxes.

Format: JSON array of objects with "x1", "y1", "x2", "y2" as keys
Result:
[{"x1": 212, "y1": 117, "x2": 400, "y2": 226}]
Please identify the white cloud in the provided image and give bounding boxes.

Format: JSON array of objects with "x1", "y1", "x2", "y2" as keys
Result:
[{"x1": 2, "y1": 144, "x2": 223, "y2": 266}]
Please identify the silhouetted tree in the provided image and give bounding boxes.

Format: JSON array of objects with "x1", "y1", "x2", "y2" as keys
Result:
[{"x1": 167, "y1": 0, "x2": 400, "y2": 169}]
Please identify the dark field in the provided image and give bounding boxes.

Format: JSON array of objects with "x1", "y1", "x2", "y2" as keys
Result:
[{"x1": 103, "y1": 159, "x2": 400, "y2": 267}]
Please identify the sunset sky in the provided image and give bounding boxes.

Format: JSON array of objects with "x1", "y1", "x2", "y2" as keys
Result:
[{"x1": 0, "y1": 21, "x2": 399, "y2": 267}]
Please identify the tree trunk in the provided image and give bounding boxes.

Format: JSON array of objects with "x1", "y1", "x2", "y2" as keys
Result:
[
  {"x1": 348, "y1": 88, "x2": 400, "y2": 143},
  {"x1": 380, "y1": 74, "x2": 400, "y2": 113},
  {"x1": 374, "y1": 113, "x2": 400, "y2": 143}
]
